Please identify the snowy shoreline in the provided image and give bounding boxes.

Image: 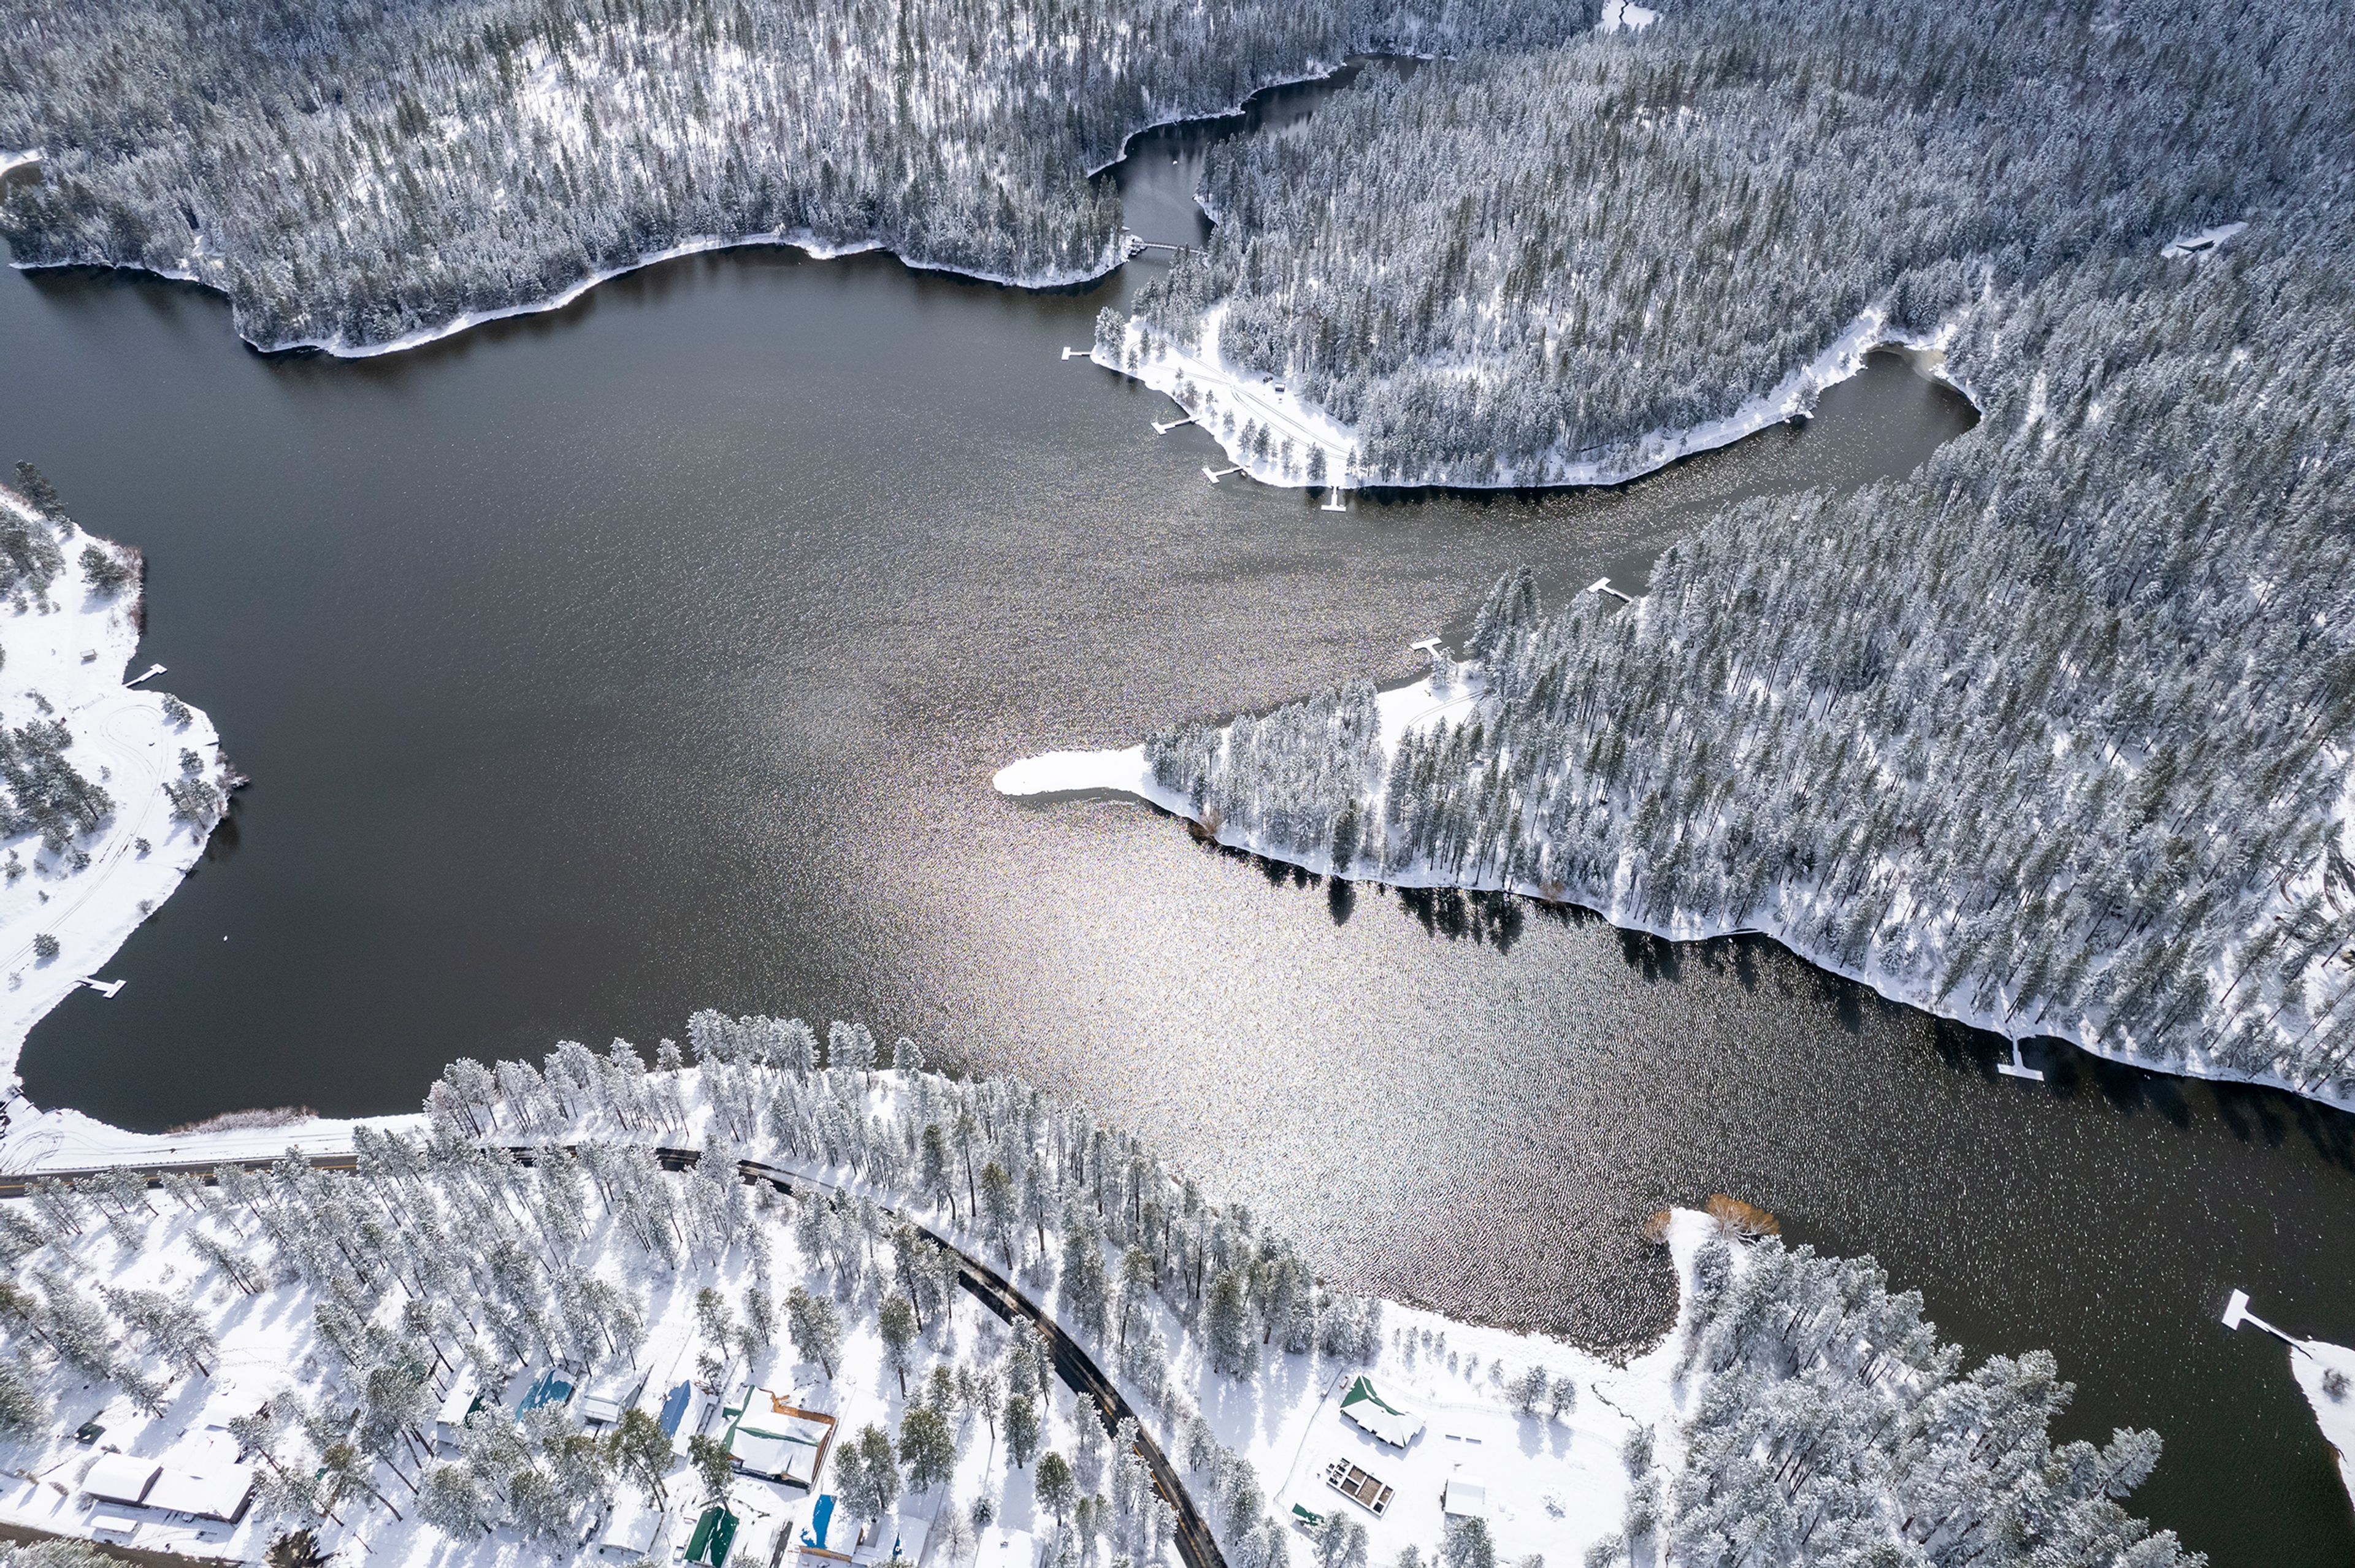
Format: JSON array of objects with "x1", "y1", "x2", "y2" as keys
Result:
[
  {"x1": 1092, "y1": 307, "x2": 1967, "y2": 492},
  {"x1": 12, "y1": 229, "x2": 1123, "y2": 360},
  {"x1": 0, "y1": 489, "x2": 237, "y2": 1100},
  {"x1": 995, "y1": 670, "x2": 2355, "y2": 1119},
  {"x1": 1, "y1": 49, "x2": 1421, "y2": 363}
]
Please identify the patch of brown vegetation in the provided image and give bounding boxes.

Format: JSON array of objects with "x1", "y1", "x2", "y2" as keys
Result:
[{"x1": 1705, "y1": 1193, "x2": 1781, "y2": 1237}]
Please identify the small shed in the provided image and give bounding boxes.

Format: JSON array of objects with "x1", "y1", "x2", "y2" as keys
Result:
[
  {"x1": 1338, "y1": 1377, "x2": 1424, "y2": 1448},
  {"x1": 433, "y1": 1374, "x2": 485, "y2": 1450},
  {"x1": 1442, "y1": 1470, "x2": 1489, "y2": 1520}
]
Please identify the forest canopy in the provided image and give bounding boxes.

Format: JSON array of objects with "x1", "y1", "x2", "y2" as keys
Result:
[
  {"x1": 0, "y1": 0, "x2": 1591, "y2": 349},
  {"x1": 1130, "y1": 0, "x2": 2355, "y2": 1103}
]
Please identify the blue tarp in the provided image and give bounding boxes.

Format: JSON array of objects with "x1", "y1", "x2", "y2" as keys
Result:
[
  {"x1": 518, "y1": 1368, "x2": 575, "y2": 1412},
  {"x1": 801, "y1": 1494, "x2": 838, "y2": 1550},
  {"x1": 659, "y1": 1380, "x2": 694, "y2": 1437}
]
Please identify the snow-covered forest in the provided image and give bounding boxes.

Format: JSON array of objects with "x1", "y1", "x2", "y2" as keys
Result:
[
  {"x1": 1114, "y1": 0, "x2": 2350, "y2": 484},
  {"x1": 1104, "y1": 0, "x2": 2355, "y2": 1106},
  {"x1": 1632, "y1": 1231, "x2": 2193, "y2": 1568},
  {"x1": 0, "y1": 0, "x2": 1590, "y2": 353},
  {"x1": 0, "y1": 1017, "x2": 2193, "y2": 1567}
]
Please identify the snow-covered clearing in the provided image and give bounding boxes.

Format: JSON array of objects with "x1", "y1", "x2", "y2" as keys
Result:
[
  {"x1": 0, "y1": 489, "x2": 236, "y2": 1097},
  {"x1": 1595, "y1": 1, "x2": 1658, "y2": 33},
  {"x1": 0, "y1": 150, "x2": 39, "y2": 178},
  {"x1": 1096, "y1": 309, "x2": 1956, "y2": 492},
  {"x1": 2161, "y1": 221, "x2": 2248, "y2": 258}
]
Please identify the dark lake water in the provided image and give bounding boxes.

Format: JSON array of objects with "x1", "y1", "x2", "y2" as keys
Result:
[{"x1": 3, "y1": 63, "x2": 2350, "y2": 1564}]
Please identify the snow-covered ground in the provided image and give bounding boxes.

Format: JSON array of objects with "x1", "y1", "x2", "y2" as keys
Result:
[
  {"x1": 0, "y1": 149, "x2": 39, "y2": 178},
  {"x1": 1097, "y1": 308, "x2": 1955, "y2": 492},
  {"x1": 2291, "y1": 1340, "x2": 2355, "y2": 1513},
  {"x1": 0, "y1": 1056, "x2": 1730, "y2": 1568},
  {"x1": 994, "y1": 646, "x2": 2355, "y2": 1117},
  {"x1": 0, "y1": 489, "x2": 237, "y2": 1104},
  {"x1": 995, "y1": 675, "x2": 1472, "y2": 803}
]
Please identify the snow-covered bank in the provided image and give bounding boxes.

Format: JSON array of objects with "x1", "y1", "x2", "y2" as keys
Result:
[
  {"x1": 1093, "y1": 307, "x2": 1962, "y2": 491},
  {"x1": 2291, "y1": 1340, "x2": 2355, "y2": 1512},
  {"x1": 995, "y1": 652, "x2": 2355, "y2": 1117},
  {"x1": 0, "y1": 149, "x2": 38, "y2": 178},
  {"x1": 996, "y1": 678, "x2": 1473, "y2": 806},
  {"x1": 0, "y1": 486, "x2": 239, "y2": 1095},
  {"x1": 13, "y1": 229, "x2": 1120, "y2": 360}
]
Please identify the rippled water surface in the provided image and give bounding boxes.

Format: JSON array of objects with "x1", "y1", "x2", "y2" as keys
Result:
[{"x1": 3, "y1": 66, "x2": 2350, "y2": 1564}]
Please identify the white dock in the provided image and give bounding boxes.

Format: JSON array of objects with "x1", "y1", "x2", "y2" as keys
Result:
[
  {"x1": 1409, "y1": 638, "x2": 1443, "y2": 657},
  {"x1": 1587, "y1": 577, "x2": 1634, "y2": 604},
  {"x1": 1320, "y1": 491, "x2": 1347, "y2": 512},
  {"x1": 1996, "y1": 1041, "x2": 2045, "y2": 1082},
  {"x1": 1060, "y1": 346, "x2": 1089, "y2": 361},
  {"x1": 2223, "y1": 1289, "x2": 2298, "y2": 1344},
  {"x1": 80, "y1": 977, "x2": 125, "y2": 998},
  {"x1": 126, "y1": 663, "x2": 166, "y2": 687},
  {"x1": 1202, "y1": 465, "x2": 1243, "y2": 484},
  {"x1": 1153, "y1": 416, "x2": 1197, "y2": 434}
]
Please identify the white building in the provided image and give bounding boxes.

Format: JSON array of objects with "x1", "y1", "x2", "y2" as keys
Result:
[{"x1": 1442, "y1": 1469, "x2": 1488, "y2": 1521}]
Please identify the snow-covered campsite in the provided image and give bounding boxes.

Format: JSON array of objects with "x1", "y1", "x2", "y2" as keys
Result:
[{"x1": 0, "y1": 1023, "x2": 2198, "y2": 1566}]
